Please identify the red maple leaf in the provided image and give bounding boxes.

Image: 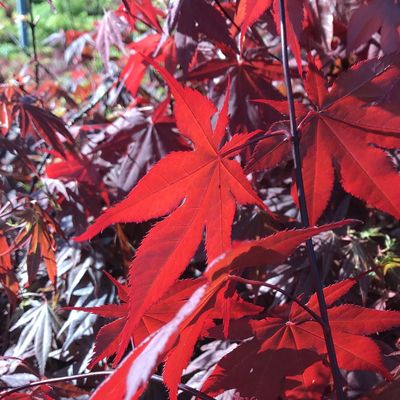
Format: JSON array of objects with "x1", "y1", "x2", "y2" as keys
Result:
[
  {"x1": 202, "y1": 278, "x2": 400, "y2": 399},
  {"x1": 72, "y1": 273, "x2": 261, "y2": 396},
  {"x1": 14, "y1": 102, "x2": 74, "y2": 157},
  {"x1": 162, "y1": 281, "x2": 263, "y2": 400},
  {"x1": 94, "y1": 96, "x2": 189, "y2": 193},
  {"x1": 75, "y1": 58, "x2": 271, "y2": 361},
  {"x1": 86, "y1": 221, "x2": 351, "y2": 400},
  {"x1": 234, "y1": 0, "x2": 304, "y2": 74},
  {"x1": 347, "y1": 0, "x2": 400, "y2": 55},
  {"x1": 234, "y1": 0, "x2": 273, "y2": 37},
  {"x1": 5, "y1": 203, "x2": 60, "y2": 285},
  {"x1": 188, "y1": 44, "x2": 285, "y2": 132},
  {"x1": 0, "y1": 232, "x2": 19, "y2": 308},
  {"x1": 45, "y1": 151, "x2": 102, "y2": 187},
  {"x1": 120, "y1": 34, "x2": 176, "y2": 97},
  {"x1": 118, "y1": 0, "x2": 164, "y2": 33},
  {"x1": 0, "y1": 85, "x2": 24, "y2": 135},
  {"x1": 65, "y1": 273, "x2": 207, "y2": 368},
  {"x1": 1, "y1": 84, "x2": 74, "y2": 157},
  {"x1": 250, "y1": 56, "x2": 400, "y2": 224},
  {"x1": 167, "y1": 0, "x2": 237, "y2": 73}
]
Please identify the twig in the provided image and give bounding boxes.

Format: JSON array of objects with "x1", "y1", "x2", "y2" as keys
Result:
[
  {"x1": 214, "y1": 0, "x2": 241, "y2": 32},
  {"x1": 0, "y1": 372, "x2": 216, "y2": 400},
  {"x1": 66, "y1": 78, "x2": 114, "y2": 128},
  {"x1": 28, "y1": 0, "x2": 39, "y2": 87},
  {"x1": 228, "y1": 275, "x2": 323, "y2": 324},
  {"x1": 5, "y1": 31, "x2": 73, "y2": 97},
  {"x1": 213, "y1": 0, "x2": 281, "y2": 63},
  {"x1": 278, "y1": 1, "x2": 345, "y2": 398},
  {"x1": 249, "y1": 26, "x2": 282, "y2": 63},
  {"x1": 220, "y1": 130, "x2": 287, "y2": 158},
  {"x1": 151, "y1": 375, "x2": 216, "y2": 400}
]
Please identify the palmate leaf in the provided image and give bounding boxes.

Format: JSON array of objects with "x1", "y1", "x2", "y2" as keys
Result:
[
  {"x1": 91, "y1": 283, "x2": 209, "y2": 400},
  {"x1": 11, "y1": 302, "x2": 61, "y2": 375},
  {"x1": 166, "y1": 0, "x2": 237, "y2": 73},
  {"x1": 202, "y1": 279, "x2": 400, "y2": 399},
  {"x1": 75, "y1": 58, "x2": 270, "y2": 360},
  {"x1": 234, "y1": 0, "x2": 273, "y2": 37},
  {"x1": 65, "y1": 274, "x2": 206, "y2": 368},
  {"x1": 10, "y1": 203, "x2": 60, "y2": 285},
  {"x1": 203, "y1": 345, "x2": 321, "y2": 400},
  {"x1": 119, "y1": 32, "x2": 177, "y2": 97},
  {"x1": 0, "y1": 232, "x2": 19, "y2": 307},
  {"x1": 0, "y1": 203, "x2": 60, "y2": 287},
  {"x1": 299, "y1": 56, "x2": 400, "y2": 224},
  {"x1": 1, "y1": 85, "x2": 73, "y2": 156},
  {"x1": 95, "y1": 10, "x2": 128, "y2": 71},
  {"x1": 251, "y1": 55, "x2": 400, "y2": 224},
  {"x1": 120, "y1": 0, "x2": 164, "y2": 32},
  {"x1": 68, "y1": 272, "x2": 262, "y2": 396},
  {"x1": 234, "y1": 0, "x2": 304, "y2": 74},
  {"x1": 188, "y1": 45, "x2": 285, "y2": 132},
  {"x1": 45, "y1": 151, "x2": 102, "y2": 187},
  {"x1": 15, "y1": 102, "x2": 74, "y2": 157},
  {"x1": 97, "y1": 99, "x2": 189, "y2": 193},
  {"x1": 347, "y1": 0, "x2": 400, "y2": 55},
  {"x1": 86, "y1": 221, "x2": 350, "y2": 400},
  {"x1": 162, "y1": 284, "x2": 263, "y2": 400}
]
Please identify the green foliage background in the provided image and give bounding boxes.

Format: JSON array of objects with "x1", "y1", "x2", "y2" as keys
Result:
[{"x1": 0, "y1": 0, "x2": 113, "y2": 58}]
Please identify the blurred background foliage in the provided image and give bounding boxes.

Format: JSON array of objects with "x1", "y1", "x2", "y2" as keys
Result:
[{"x1": 0, "y1": 0, "x2": 114, "y2": 58}]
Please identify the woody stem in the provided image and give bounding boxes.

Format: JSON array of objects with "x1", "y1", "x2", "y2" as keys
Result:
[
  {"x1": 28, "y1": 0, "x2": 39, "y2": 87},
  {"x1": 278, "y1": 0, "x2": 346, "y2": 398},
  {"x1": 228, "y1": 275, "x2": 323, "y2": 323},
  {"x1": 220, "y1": 130, "x2": 287, "y2": 158},
  {"x1": 0, "y1": 372, "x2": 216, "y2": 400}
]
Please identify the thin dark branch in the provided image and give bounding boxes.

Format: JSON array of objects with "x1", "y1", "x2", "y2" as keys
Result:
[
  {"x1": 278, "y1": 1, "x2": 345, "y2": 398},
  {"x1": 249, "y1": 26, "x2": 282, "y2": 63},
  {"x1": 228, "y1": 275, "x2": 323, "y2": 324},
  {"x1": 5, "y1": 31, "x2": 60, "y2": 83},
  {"x1": 220, "y1": 130, "x2": 287, "y2": 158},
  {"x1": 214, "y1": 0, "x2": 281, "y2": 63},
  {"x1": 151, "y1": 375, "x2": 216, "y2": 400},
  {"x1": 28, "y1": 153, "x2": 50, "y2": 194},
  {"x1": 0, "y1": 371, "x2": 111, "y2": 397},
  {"x1": 28, "y1": 0, "x2": 39, "y2": 87},
  {"x1": 0, "y1": 372, "x2": 216, "y2": 400},
  {"x1": 214, "y1": 0, "x2": 241, "y2": 32},
  {"x1": 66, "y1": 78, "x2": 114, "y2": 128}
]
